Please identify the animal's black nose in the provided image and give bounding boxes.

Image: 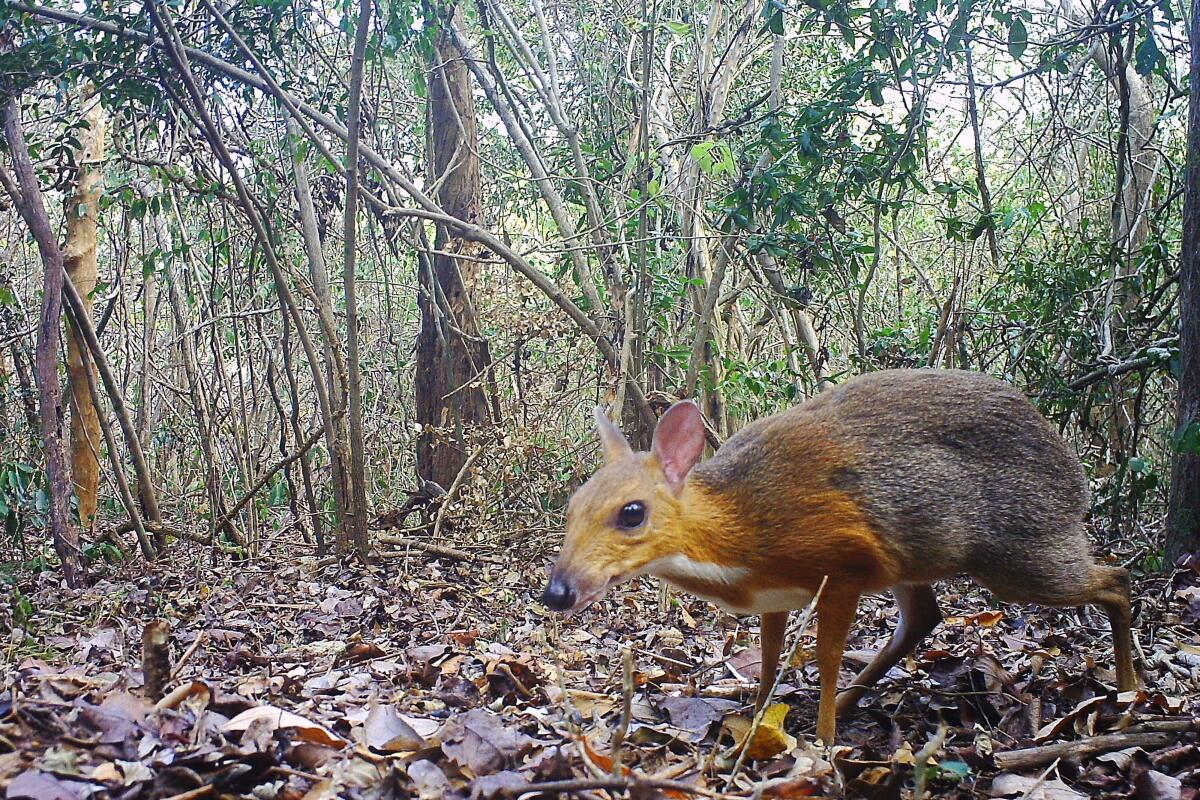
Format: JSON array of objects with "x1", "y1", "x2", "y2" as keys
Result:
[{"x1": 540, "y1": 577, "x2": 575, "y2": 611}]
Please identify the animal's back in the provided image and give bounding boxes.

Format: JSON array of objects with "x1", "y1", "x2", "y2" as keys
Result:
[{"x1": 698, "y1": 369, "x2": 1090, "y2": 585}]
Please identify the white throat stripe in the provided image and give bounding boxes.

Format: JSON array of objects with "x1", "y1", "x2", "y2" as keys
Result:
[{"x1": 643, "y1": 554, "x2": 748, "y2": 585}]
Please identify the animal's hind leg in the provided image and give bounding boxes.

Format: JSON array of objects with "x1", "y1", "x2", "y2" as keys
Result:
[
  {"x1": 1035, "y1": 564, "x2": 1137, "y2": 692},
  {"x1": 814, "y1": 587, "x2": 861, "y2": 743},
  {"x1": 836, "y1": 584, "x2": 941, "y2": 716},
  {"x1": 1087, "y1": 565, "x2": 1137, "y2": 691},
  {"x1": 977, "y1": 558, "x2": 1137, "y2": 692}
]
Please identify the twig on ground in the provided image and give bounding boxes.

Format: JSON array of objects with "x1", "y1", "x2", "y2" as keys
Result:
[
  {"x1": 994, "y1": 731, "x2": 1181, "y2": 771},
  {"x1": 1018, "y1": 757, "x2": 1061, "y2": 800},
  {"x1": 170, "y1": 631, "x2": 207, "y2": 681},
  {"x1": 1122, "y1": 719, "x2": 1198, "y2": 734},
  {"x1": 496, "y1": 662, "x2": 534, "y2": 698},
  {"x1": 610, "y1": 647, "x2": 635, "y2": 776},
  {"x1": 375, "y1": 537, "x2": 474, "y2": 561}
]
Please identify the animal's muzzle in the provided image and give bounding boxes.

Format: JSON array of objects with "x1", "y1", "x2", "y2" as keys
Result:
[{"x1": 540, "y1": 575, "x2": 576, "y2": 611}]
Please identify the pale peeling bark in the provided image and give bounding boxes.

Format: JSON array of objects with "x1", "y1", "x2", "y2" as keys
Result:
[
  {"x1": 62, "y1": 96, "x2": 107, "y2": 531},
  {"x1": 287, "y1": 119, "x2": 351, "y2": 554},
  {"x1": 1091, "y1": 47, "x2": 1157, "y2": 270}
]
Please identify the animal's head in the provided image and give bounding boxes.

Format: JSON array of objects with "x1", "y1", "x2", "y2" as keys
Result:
[{"x1": 540, "y1": 401, "x2": 707, "y2": 614}]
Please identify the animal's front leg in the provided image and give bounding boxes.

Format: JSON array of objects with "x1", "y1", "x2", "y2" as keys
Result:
[
  {"x1": 814, "y1": 587, "x2": 862, "y2": 743},
  {"x1": 755, "y1": 610, "x2": 789, "y2": 711}
]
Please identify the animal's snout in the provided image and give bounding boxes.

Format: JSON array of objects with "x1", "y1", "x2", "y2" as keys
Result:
[{"x1": 540, "y1": 576, "x2": 576, "y2": 611}]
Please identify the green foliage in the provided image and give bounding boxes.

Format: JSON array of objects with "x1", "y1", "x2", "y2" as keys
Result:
[
  {"x1": 84, "y1": 540, "x2": 125, "y2": 564},
  {"x1": 1174, "y1": 422, "x2": 1200, "y2": 457},
  {"x1": 690, "y1": 141, "x2": 736, "y2": 178},
  {"x1": 1, "y1": 462, "x2": 48, "y2": 550},
  {"x1": 268, "y1": 473, "x2": 291, "y2": 507},
  {"x1": 1007, "y1": 17, "x2": 1028, "y2": 60},
  {"x1": 10, "y1": 587, "x2": 35, "y2": 627}
]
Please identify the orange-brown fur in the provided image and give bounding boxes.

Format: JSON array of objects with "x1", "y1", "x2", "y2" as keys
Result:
[
  {"x1": 544, "y1": 369, "x2": 1139, "y2": 744},
  {"x1": 674, "y1": 483, "x2": 901, "y2": 601},
  {"x1": 557, "y1": 431, "x2": 901, "y2": 606}
]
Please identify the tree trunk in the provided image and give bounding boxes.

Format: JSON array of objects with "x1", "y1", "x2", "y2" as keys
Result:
[
  {"x1": 134, "y1": 183, "x2": 159, "y2": 454},
  {"x1": 341, "y1": 0, "x2": 372, "y2": 560},
  {"x1": 416, "y1": 5, "x2": 497, "y2": 488},
  {"x1": 62, "y1": 96, "x2": 106, "y2": 532},
  {"x1": 1090, "y1": 36, "x2": 1159, "y2": 478},
  {"x1": 286, "y1": 119, "x2": 352, "y2": 557},
  {"x1": 1166, "y1": 0, "x2": 1200, "y2": 565},
  {"x1": 0, "y1": 99, "x2": 83, "y2": 587}
]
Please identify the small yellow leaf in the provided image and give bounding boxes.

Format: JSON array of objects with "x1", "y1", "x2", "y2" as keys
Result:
[
  {"x1": 722, "y1": 703, "x2": 796, "y2": 760},
  {"x1": 90, "y1": 763, "x2": 122, "y2": 783},
  {"x1": 786, "y1": 646, "x2": 813, "y2": 669},
  {"x1": 858, "y1": 766, "x2": 893, "y2": 785}
]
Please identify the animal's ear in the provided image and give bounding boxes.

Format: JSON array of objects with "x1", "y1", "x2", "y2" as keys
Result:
[
  {"x1": 652, "y1": 400, "x2": 706, "y2": 492},
  {"x1": 594, "y1": 406, "x2": 633, "y2": 462}
]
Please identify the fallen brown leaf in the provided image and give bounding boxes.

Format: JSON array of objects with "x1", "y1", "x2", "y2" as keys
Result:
[{"x1": 221, "y1": 705, "x2": 347, "y2": 748}]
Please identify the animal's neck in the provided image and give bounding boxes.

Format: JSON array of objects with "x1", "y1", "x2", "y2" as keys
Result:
[
  {"x1": 675, "y1": 478, "x2": 751, "y2": 563},
  {"x1": 643, "y1": 480, "x2": 760, "y2": 609},
  {"x1": 670, "y1": 467, "x2": 904, "y2": 602}
]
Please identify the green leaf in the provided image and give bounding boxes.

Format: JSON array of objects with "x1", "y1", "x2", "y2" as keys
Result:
[
  {"x1": 762, "y1": 0, "x2": 784, "y2": 34},
  {"x1": 767, "y1": 9, "x2": 784, "y2": 35},
  {"x1": 1135, "y1": 31, "x2": 1160, "y2": 75},
  {"x1": 690, "y1": 140, "x2": 718, "y2": 174},
  {"x1": 1174, "y1": 421, "x2": 1200, "y2": 456},
  {"x1": 1008, "y1": 17, "x2": 1028, "y2": 60},
  {"x1": 13, "y1": 592, "x2": 34, "y2": 626},
  {"x1": 664, "y1": 19, "x2": 691, "y2": 36},
  {"x1": 268, "y1": 477, "x2": 290, "y2": 507},
  {"x1": 715, "y1": 144, "x2": 736, "y2": 176}
]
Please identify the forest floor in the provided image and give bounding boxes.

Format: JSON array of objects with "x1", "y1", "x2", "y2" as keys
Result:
[{"x1": 2, "y1": 540, "x2": 1199, "y2": 800}]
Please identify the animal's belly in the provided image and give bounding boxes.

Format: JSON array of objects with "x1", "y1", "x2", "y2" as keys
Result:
[{"x1": 714, "y1": 586, "x2": 815, "y2": 614}]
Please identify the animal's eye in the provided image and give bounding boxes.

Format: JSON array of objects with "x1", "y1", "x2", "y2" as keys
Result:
[{"x1": 617, "y1": 501, "x2": 646, "y2": 529}]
